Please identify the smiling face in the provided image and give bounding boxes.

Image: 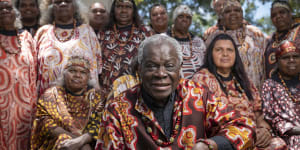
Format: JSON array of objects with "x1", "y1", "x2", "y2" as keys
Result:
[
  {"x1": 18, "y1": 0, "x2": 39, "y2": 22},
  {"x1": 114, "y1": 1, "x2": 133, "y2": 27},
  {"x1": 64, "y1": 65, "x2": 90, "y2": 94},
  {"x1": 150, "y1": 5, "x2": 168, "y2": 32},
  {"x1": 278, "y1": 52, "x2": 300, "y2": 79},
  {"x1": 212, "y1": 39, "x2": 236, "y2": 75},
  {"x1": 139, "y1": 42, "x2": 181, "y2": 104},
  {"x1": 222, "y1": 5, "x2": 243, "y2": 30},
  {"x1": 88, "y1": 2, "x2": 108, "y2": 29},
  {"x1": 271, "y1": 7, "x2": 293, "y2": 32},
  {"x1": 0, "y1": 1, "x2": 16, "y2": 29}
]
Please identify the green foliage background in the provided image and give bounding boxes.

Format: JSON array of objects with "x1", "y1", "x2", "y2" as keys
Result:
[{"x1": 133, "y1": 0, "x2": 299, "y2": 36}]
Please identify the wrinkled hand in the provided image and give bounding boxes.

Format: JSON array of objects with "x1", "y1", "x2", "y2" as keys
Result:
[
  {"x1": 59, "y1": 136, "x2": 84, "y2": 150},
  {"x1": 255, "y1": 127, "x2": 272, "y2": 148},
  {"x1": 192, "y1": 142, "x2": 210, "y2": 150}
]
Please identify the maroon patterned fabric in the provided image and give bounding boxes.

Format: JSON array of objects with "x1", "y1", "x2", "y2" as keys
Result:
[
  {"x1": 262, "y1": 78, "x2": 300, "y2": 150},
  {"x1": 95, "y1": 79, "x2": 218, "y2": 150},
  {"x1": 264, "y1": 24, "x2": 300, "y2": 79},
  {"x1": 97, "y1": 25, "x2": 153, "y2": 97}
]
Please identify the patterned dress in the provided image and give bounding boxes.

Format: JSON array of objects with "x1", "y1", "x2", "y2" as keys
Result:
[
  {"x1": 0, "y1": 30, "x2": 37, "y2": 150},
  {"x1": 264, "y1": 24, "x2": 300, "y2": 79},
  {"x1": 204, "y1": 25, "x2": 267, "y2": 89},
  {"x1": 95, "y1": 79, "x2": 218, "y2": 150},
  {"x1": 169, "y1": 34, "x2": 206, "y2": 79},
  {"x1": 31, "y1": 86, "x2": 104, "y2": 149},
  {"x1": 35, "y1": 23, "x2": 102, "y2": 95},
  {"x1": 262, "y1": 74, "x2": 300, "y2": 150},
  {"x1": 97, "y1": 25, "x2": 153, "y2": 96},
  {"x1": 192, "y1": 69, "x2": 258, "y2": 150}
]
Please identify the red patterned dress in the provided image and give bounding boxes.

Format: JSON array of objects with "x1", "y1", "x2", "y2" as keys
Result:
[
  {"x1": 192, "y1": 69, "x2": 258, "y2": 150},
  {"x1": 262, "y1": 74, "x2": 300, "y2": 150},
  {"x1": 31, "y1": 86, "x2": 104, "y2": 149},
  {"x1": 35, "y1": 23, "x2": 102, "y2": 95},
  {"x1": 95, "y1": 79, "x2": 218, "y2": 150},
  {"x1": 97, "y1": 25, "x2": 153, "y2": 96},
  {"x1": 0, "y1": 30, "x2": 37, "y2": 150}
]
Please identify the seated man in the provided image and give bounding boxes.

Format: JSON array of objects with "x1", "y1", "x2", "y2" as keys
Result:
[{"x1": 96, "y1": 34, "x2": 222, "y2": 149}]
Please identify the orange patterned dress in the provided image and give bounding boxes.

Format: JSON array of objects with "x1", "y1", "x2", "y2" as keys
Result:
[
  {"x1": 0, "y1": 30, "x2": 37, "y2": 150},
  {"x1": 31, "y1": 86, "x2": 104, "y2": 150}
]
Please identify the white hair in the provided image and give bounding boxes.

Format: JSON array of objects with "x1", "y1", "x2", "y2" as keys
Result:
[
  {"x1": 39, "y1": 0, "x2": 88, "y2": 25},
  {"x1": 137, "y1": 34, "x2": 183, "y2": 65},
  {"x1": 172, "y1": 5, "x2": 193, "y2": 23},
  {"x1": 13, "y1": 7, "x2": 22, "y2": 29}
]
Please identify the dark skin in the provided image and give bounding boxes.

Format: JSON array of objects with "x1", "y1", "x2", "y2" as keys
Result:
[
  {"x1": 173, "y1": 13, "x2": 192, "y2": 38},
  {"x1": 150, "y1": 5, "x2": 168, "y2": 33},
  {"x1": 138, "y1": 42, "x2": 181, "y2": 107},
  {"x1": 271, "y1": 7, "x2": 293, "y2": 32},
  {"x1": 88, "y1": 2, "x2": 108, "y2": 32},
  {"x1": 18, "y1": 0, "x2": 39, "y2": 27},
  {"x1": 222, "y1": 5, "x2": 243, "y2": 30},
  {"x1": 53, "y1": 66, "x2": 93, "y2": 150},
  {"x1": 52, "y1": 0, "x2": 74, "y2": 25},
  {"x1": 0, "y1": 1, "x2": 16, "y2": 30},
  {"x1": 114, "y1": 1, "x2": 133, "y2": 27},
  {"x1": 278, "y1": 52, "x2": 300, "y2": 136}
]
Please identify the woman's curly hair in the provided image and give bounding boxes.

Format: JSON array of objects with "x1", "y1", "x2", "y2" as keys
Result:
[{"x1": 39, "y1": 0, "x2": 88, "y2": 25}]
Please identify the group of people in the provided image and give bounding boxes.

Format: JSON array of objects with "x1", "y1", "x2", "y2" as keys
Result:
[{"x1": 0, "y1": 0, "x2": 299, "y2": 149}]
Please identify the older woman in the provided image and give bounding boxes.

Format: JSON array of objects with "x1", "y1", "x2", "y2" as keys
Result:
[
  {"x1": 31, "y1": 56, "x2": 104, "y2": 150},
  {"x1": 204, "y1": 0, "x2": 266, "y2": 89},
  {"x1": 35, "y1": 0, "x2": 102, "y2": 95},
  {"x1": 98, "y1": 0, "x2": 152, "y2": 97},
  {"x1": 265, "y1": 0, "x2": 300, "y2": 79},
  {"x1": 262, "y1": 41, "x2": 300, "y2": 150},
  {"x1": 149, "y1": 4, "x2": 168, "y2": 34},
  {"x1": 0, "y1": 0, "x2": 37, "y2": 149},
  {"x1": 168, "y1": 5, "x2": 206, "y2": 79},
  {"x1": 192, "y1": 34, "x2": 286, "y2": 150}
]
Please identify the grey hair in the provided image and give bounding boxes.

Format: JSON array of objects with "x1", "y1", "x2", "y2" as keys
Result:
[
  {"x1": 13, "y1": 7, "x2": 23, "y2": 29},
  {"x1": 39, "y1": 0, "x2": 88, "y2": 26},
  {"x1": 137, "y1": 34, "x2": 183, "y2": 65},
  {"x1": 55, "y1": 68, "x2": 97, "y2": 88}
]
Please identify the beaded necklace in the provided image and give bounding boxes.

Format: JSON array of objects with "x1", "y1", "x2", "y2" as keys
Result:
[
  {"x1": 171, "y1": 27, "x2": 193, "y2": 59},
  {"x1": 0, "y1": 29, "x2": 21, "y2": 54},
  {"x1": 222, "y1": 24, "x2": 246, "y2": 47},
  {"x1": 53, "y1": 19, "x2": 76, "y2": 42},
  {"x1": 141, "y1": 99, "x2": 183, "y2": 146},
  {"x1": 113, "y1": 24, "x2": 135, "y2": 46},
  {"x1": 272, "y1": 29, "x2": 292, "y2": 48},
  {"x1": 216, "y1": 74, "x2": 245, "y2": 98},
  {"x1": 278, "y1": 72, "x2": 299, "y2": 103}
]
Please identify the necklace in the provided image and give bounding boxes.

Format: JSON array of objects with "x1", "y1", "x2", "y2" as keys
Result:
[
  {"x1": 222, "y1": 24, "x2": 246, "y2": 47},
  {"x1": 216, "y1": 74, "x2": 245, "y2": 98},
  {"x1": 113, "y1": 24, "x2": 135, "y2": 46},
  {"x1": 272, "y1": 29, "x2": 292, "y2": 48},
  {"x1": 53, "y1": 19, "x2": 76, "y2": 42},
  {"x1": 171, "y1": 27, "x2": 193, "y2": 59},
  {"x1": 0, "y1": 29, "x2": 21, "y2": 54},
  {"x1": 278, "y1": 72, "x2": 299, "y2": 103},
  {"x1": 142, "y1": 99, "x2": 182, "y2": 146}
]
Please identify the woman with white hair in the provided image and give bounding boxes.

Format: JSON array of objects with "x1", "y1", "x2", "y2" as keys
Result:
[
  {"x1": 31, "y1": 56, "x2": 104, "y2": 150},
  {"x1": 35, "y1": 0, "x2": 102, "y2": 95},
  {"x1": 0, "y1": 0, "x2": 37, "y2": 149},
  {"x1": 168, "y1": 5, "x2": 206, "y2": 79}
]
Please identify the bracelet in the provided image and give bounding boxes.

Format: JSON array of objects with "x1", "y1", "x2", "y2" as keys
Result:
[{"x1": 196, "y1": 139, "x2": 214, "y2": 150}]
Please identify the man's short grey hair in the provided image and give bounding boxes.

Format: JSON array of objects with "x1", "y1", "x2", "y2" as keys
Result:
[
  {"x1": 39, "y1": 0, "x2": 88, "y2": 26},
  {"x1": 137, "y1": 34, "x2": 183, "y2": 64}
]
